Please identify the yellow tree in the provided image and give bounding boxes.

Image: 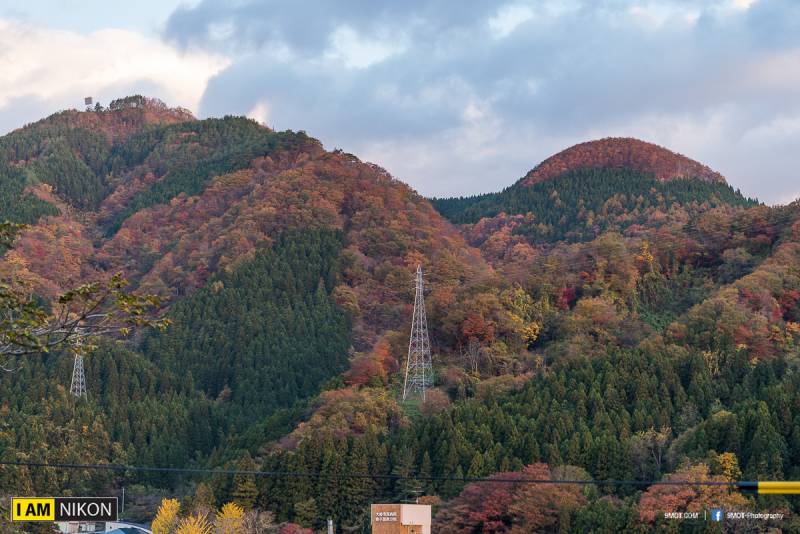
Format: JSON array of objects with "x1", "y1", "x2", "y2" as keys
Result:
[
  {"x1": 176, "y1": 514, "x2": 212, "y2": 534},
  {"x1": 152, "y1": 498, "x2": 180, "y2": 534},
  {"x1": 715, "y1": 452, "x2": 742, "y2": 481}
]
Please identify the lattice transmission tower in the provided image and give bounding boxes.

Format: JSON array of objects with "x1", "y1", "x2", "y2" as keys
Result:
[
  {"x1": 402, "y1": 265, "x2": 433, "y2": 401},
  {"x1": 69, "y1": 330, "x2": 87, "y2": 398}
]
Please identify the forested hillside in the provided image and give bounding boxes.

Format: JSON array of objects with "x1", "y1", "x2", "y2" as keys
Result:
[
  {"x1": 142, "y1": 229, "x2": 351, "y2": 429},
  {"x1": 0, "y1": 97, "x2": 494, "y2": 523},
  {"x1": 2, "y1": 100, "x2": 800, "y2": 532},
  {"x1": 0, "y1": 228, "x2": 350, "y2": 490},
  {"x1": 431, "y1": 168, "x2": 756, "y2": 242}
]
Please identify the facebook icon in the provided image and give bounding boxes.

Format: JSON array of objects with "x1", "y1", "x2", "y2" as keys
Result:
[{"x1": 711, "y1": 508, "x2": 724, "y2": 522}]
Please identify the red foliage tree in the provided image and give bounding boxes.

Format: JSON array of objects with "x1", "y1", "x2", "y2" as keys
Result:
[
  {"x1": 434, "y1": 464, "x2": 585, "y2": 533},
  {"x1": 556, "y1": 286, "x2": 576, "y2": 311},
  {"x1": 278, "y1": 523, "x2": 314, "y2": 534},
  {"x1": 461, "y1": 313, "x2": 497, "y2": 344}
]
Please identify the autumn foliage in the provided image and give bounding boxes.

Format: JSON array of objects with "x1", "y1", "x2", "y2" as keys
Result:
[
  {"x1": 434, "y1": 463, "x2": 586, "y2": 533},
  {"x1": 638, "y1": 464, "x2": 748, "y2": 523},
  {"x1": 522, "y1": 137, "x2": 725, "y2": 186}
]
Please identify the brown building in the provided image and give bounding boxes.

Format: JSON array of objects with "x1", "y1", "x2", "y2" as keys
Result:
[{"x1": 370, "y1": 504, "x2": 431, "y2": 534}]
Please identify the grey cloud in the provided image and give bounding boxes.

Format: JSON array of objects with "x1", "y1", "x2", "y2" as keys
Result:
[
  {"x1": 744, "y1": 0, "x2": 800, "y2": 48},
  {"x1": 199, "y1": 57, "x2": 468, "y2": 139},
  {"x1": 164, "y1": 0, "x2": 800, "y2": 203},
  {"x1": 165, "y1": 0, "x2": 500, "y2": 55}
]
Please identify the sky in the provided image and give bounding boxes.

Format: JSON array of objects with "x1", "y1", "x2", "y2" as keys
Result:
[{"x1": 1, "y1": 0, "x2": 799, "y2": 204}]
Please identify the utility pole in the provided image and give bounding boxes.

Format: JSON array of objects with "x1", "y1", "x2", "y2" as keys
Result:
[
  {"x1": 69, "y1": 329, "x2": 87, "y2": 398},
  {"x1": 402, "y1": 265, "x2": 433, "y2": 401}
]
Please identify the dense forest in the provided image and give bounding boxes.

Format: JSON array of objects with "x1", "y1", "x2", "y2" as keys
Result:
[
  {"x1": 259, "y1": 347, "x2": 800, "y2": 531},
  {"x1": 1, "y1": 99, "x2": 800, "y2": 532},
  {"x1": 0, "y1": 162, "x2": 58, "y2": 225},
  {"x1": 0, "y1": 229, "x2": 351, "y2": 492},
  {"x1": 431, "y1": 168, "x2": 758, "y2": 243},
  {"x1": 142, "y1": 229, "x2": 351, "y2": 430}
]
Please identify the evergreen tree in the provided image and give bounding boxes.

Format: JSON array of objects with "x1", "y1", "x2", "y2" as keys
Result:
[
  {"x1": 192, "y1": 483, "x2": 217, "y2": 515},
  {"x1": 231, "y1": 453, "x2": 259, "y2": 510},
  {"x1": 316, "y1": 439, "x2": 345, "y2": 526},
  {"x1": 293, "y1": 498, "x2": 317, "y2": 529},
  {"x1": 392, "y1": 446, "x2": 422, "y2": 502},
  {"x1": 341, "y1": 438, "x2": 374, "y2": 528}
]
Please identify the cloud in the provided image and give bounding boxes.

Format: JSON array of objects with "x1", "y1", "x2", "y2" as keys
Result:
[
  {"x1": 246, "y1": 99, "x2": 270, "y2": 126},
  {"x1": 0, "y1": 17, "x2": 229, "y2": 133}
]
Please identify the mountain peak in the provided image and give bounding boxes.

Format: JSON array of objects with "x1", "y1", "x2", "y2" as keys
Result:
[
  {"x1": 15, "y1": 95, "x2": 195, "y2": 142},
  {"x1": 521, "y1": 137, "x2": 726, "y2": 186}
]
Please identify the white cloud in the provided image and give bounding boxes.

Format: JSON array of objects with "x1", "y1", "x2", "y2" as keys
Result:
[
  {"x1": 731, "y1": 0, "x2": 757, "y2": 10},
  {"x1": 0, "y1": 18, "x2": 229, "y2": 125},
  {"x1": 326, "y1": 25, "x2": 406, "y2": 69},
  {"x1": 741, "y1": 114, "x2": 800, "y2": 141},
  {"x1": 626, "y1": 2, "x2": 701, "y2": 29},
  {"x1": 246, "y1": 99, "x2": 270, "y2": 125},
  {"x1": 488, "y1": 4, "x2": 535, "y2": 38}
]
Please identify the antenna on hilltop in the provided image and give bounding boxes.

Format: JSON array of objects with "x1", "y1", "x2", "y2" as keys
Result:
[
  {"x1": 69, "y1": 329, "x2": 87, "y2": 399},
  {"x1": 402, "y1": 265, "x2": 433, "y2": 401}
]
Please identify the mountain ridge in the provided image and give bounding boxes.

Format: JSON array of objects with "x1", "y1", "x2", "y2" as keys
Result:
[
  {"x1": 7, "y1": 95, "x2": 195, "y2": 145},
  {"x1": 0, "y1": 98, "x2": 492, "y2": 350}
]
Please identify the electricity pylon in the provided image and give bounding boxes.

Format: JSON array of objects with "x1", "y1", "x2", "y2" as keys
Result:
[
  {"x1": 402, "y1": 265, "x2": 433, "y2": 401},
  {"x1": 69, "y1": 330, "x2": 87, "y2": 398}
]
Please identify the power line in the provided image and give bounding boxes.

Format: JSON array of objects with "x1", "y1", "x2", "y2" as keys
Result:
[{"x1": 0, "y1": 460, "x2": 738, "y2": 487}]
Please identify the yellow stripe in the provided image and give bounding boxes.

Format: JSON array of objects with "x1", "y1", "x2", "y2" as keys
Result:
[
  {"x1": 10, "y1": 498, "x2": 55, "y2": 521},
  {"x1": 758, "y1": 481, "x2": 800, "y2": 494}
]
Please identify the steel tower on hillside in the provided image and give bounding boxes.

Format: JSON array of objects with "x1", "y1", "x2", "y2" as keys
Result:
[
  {"x1": 69, "y1": 331, "x2": 87, "y2": 398},
  {"x1": 402, "y1": 265, "x2": 433, "y2": 401}
]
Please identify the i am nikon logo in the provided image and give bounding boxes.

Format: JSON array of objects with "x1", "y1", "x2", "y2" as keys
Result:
[
  {"x1": 11, "y1": 499, "x2": 54, "y2": 521},
  {"x1": 11, "y1": 497, "x2": 118, "y2": 522}
]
